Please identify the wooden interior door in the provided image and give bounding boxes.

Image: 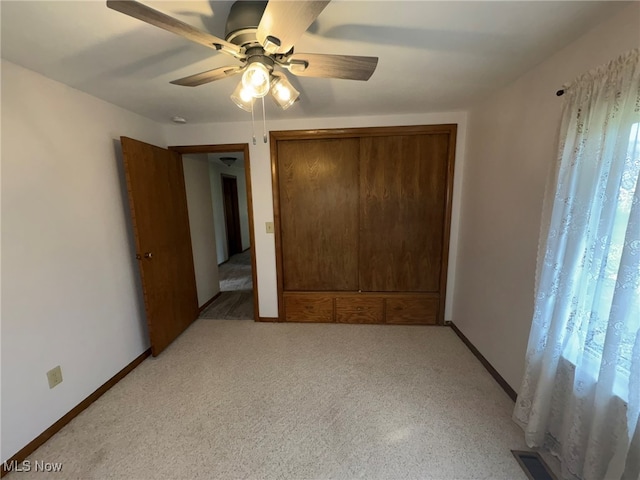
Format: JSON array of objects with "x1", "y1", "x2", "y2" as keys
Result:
[
  {"x1": 359, "y1": 134, "x2": 449, "y2": 292},
  {"x1": 120, "y1": 137, "x2": 199, "y2": 356},
  {"x1": 277, "y1": 138, "x2": 360, "y2": 291},
  {"x1": 222, "y1": 174, "x2": 243, "y2": 256}
]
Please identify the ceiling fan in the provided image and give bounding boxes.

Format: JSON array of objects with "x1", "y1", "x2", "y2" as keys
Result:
[{"x1": 106, "y1": 0, "x2": 379, "y2": 112}]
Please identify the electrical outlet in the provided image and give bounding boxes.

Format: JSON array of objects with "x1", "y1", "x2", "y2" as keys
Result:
[
  {"x1": 265, "y1": 222, "x2": 274, "y2": 234},
  {"x1": 47, "y1": 366, "x2": 63, "y2": 389}
]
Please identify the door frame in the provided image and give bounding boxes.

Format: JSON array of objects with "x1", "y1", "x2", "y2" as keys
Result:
[{"x1": 169, "y1": 143, "x2": 259, "y2": 322}]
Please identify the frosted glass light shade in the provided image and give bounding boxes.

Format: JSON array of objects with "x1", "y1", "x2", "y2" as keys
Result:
[
  {"x1": 230, "y1": 81, "x2": 255, "y2": 112},
  {"x1": 242, "y1": 62, "x2": 270, "y2": 98},
  {"x1": 270, "y1": 73, "x2": 299, "y2": 110}
]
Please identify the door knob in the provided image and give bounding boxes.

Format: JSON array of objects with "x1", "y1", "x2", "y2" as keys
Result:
[{"x1": 144, "y1": 252, "x2": 153, "y2": 259}]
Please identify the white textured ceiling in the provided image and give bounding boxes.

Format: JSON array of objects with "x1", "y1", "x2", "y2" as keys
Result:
[{"x1": 0, "y1": 1, "x2": 630, "y2": 124}]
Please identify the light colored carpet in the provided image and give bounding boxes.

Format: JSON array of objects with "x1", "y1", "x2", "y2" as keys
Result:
[{"x1": 11, "y1": 321, "x2": 528, "y2": 480}]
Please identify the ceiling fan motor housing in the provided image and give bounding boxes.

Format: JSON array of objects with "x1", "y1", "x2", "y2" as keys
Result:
[{"x1": 225, "y1": 1, "x2": 268, "y2": 47}]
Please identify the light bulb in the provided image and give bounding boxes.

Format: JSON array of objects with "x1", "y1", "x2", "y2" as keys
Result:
[
  {"x1": 274, "y1": 83, "x2": 291, "y2": 102},
  {"x1": 242, "y1": 63, "x2": 270, "y2": 98},
  {"x1": 240, "y1": 88, "x2": 253, "y2": 103},
  {"x1": 230, "y1": 81, "x2": 255, "y2": 112},
  {"x1": 270, "y1": 73, "x2": 299, "y2": 110}
]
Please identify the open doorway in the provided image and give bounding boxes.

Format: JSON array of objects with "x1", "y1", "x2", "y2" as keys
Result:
[
  {"x1": 171, "y1": 144, "x2": 258, "y2": 321},
  {"x1": 221, "y1": 174, "x2": 243, "y2": 257}
]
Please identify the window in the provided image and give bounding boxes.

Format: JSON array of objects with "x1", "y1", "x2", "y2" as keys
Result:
[
  {"x1": 514, "y1": 48, "x2": 639, "y2": 480},
  {"x1": 576, "y1": 122, "x2": 640, "y2": 384}
]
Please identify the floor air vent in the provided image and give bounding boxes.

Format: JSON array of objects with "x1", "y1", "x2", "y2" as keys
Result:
[{"x1": 511, "y1": 450, "x2": 557, "y2": 480}]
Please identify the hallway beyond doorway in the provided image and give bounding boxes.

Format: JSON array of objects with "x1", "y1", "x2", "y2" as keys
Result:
[
  {"x1": 219, "y1": 249, "x2": 252, "y2": 291},
  {"x1": 200, "y1": 250, "x2": 254, "y2": 320}
]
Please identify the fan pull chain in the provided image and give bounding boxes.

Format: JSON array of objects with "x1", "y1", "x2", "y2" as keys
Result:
[
  {"x1": 262, "y1": 96, "x2": 267, "y2": 144},
  {"x1": 250, "y1": 102, "x2": 256, "y2": 146}
]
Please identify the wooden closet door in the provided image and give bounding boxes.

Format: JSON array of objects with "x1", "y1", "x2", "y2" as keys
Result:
[
  {"x1": 359, "y1": 134, "x2": 449, "y2": 292},
  {"x1": 277, "y1": 138, "x2": 360, "y2": 291}
]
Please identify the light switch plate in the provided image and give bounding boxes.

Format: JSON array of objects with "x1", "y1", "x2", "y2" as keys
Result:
[{"x1": 265, "y1": 222, "x2": 274, "y2": 233}]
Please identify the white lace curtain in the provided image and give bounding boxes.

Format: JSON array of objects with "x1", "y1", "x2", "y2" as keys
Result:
[{"x1": 514, "y1": 49, "x2": 640, "y2": 480}]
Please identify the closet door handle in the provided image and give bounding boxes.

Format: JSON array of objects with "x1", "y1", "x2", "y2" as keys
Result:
[{"x1": 144, "y1": 252, "x2": 153, "y2": 259}]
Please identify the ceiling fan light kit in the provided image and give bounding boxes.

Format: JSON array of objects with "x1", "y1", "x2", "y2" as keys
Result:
[
  {"x1": 106, "y1": 0, "x2": 378, "y2": 142},
  {"x1": 241, "y1": 60, "x2": 272, "y2": 98},
  {"x1": 271, "y1": 72, "x2": 300, "y2": 110},
  {"x1": 230, "y1": 81, "x2": 256, "y2": 112}
]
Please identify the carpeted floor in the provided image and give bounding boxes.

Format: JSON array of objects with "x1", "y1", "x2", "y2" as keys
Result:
[
  {"x1": 10, "y1": 321, "x2": 529, "y2": 479},
  {"x1": 219, "y1": 250, "x2": 253, "y2": 291},
  {"x1": 201, "y1": 250, "x2": 254, "y2": 320}
]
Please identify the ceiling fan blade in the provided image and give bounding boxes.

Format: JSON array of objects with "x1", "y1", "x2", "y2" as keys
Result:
[
  {"x1": 256, "y1": 1, "x2": 330, "y2": 54},
  {"x1": 286, "y1": 53, "x2": 378, "y2": 81},
  {"x1": 170, "y1": 66, "x2": 245, "y2": 87},
  {"x1": 106, "y1": 1, "x2": 243, "y2": 58}
]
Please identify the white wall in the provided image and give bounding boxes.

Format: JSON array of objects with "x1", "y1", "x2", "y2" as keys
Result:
[
  {"x1": 452, "y1": 2, "x2": 640, "y2": 392},
  {"x1": 232, "y1": 163, "x2": 251, "y2": 252},
  {"x1": 183, "y1": 155, "x2": 220, "y2": 306},
  {"x1": 0, "y1": 60, "x2": 165, "y2": 462},
  {"x1": 209, "y1": 160, "x2": 251, "y2": 263},
  {"x1": 164, "y1": 112, "x2": 468, "y2": 319},
  {"x1": 208, "y1": 161, "x2": 227, "y2": 264}
]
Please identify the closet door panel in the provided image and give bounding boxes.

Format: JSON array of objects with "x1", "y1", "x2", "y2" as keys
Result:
[
  {"x1": 335, "y1": 295, "x2": 384, "y2": 324},
  {"x1": 278, "y1": 138, "x2": 360, "y2": 291},
  {"x1": 360, "y1": 134, "x2": 449, "y2": 292},
  {"x1": 385, "y1": 296, "x2": 439, "y2": 324},
  {"x1": 284, "y1": 293, "x2": 334, "y2": 322}
]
